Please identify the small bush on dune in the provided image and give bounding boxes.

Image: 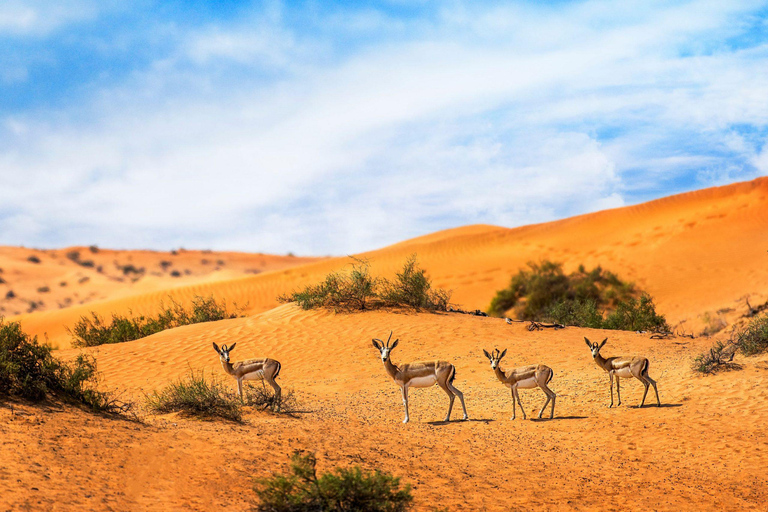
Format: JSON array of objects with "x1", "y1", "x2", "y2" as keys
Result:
[
  {"x1": 488, "y1": 261, "x2": 668, "y2": 331},
  {"x1": 285, "y1": 260, "x2": 378, "y2": 311},
  {"x1": 0, "y1": 319, "x2": 128, "y2": 412},
  {"x1": 379, "y1": 256, "x2": 450, "y2": 311},
  {"x1": 734, "y1": 313, "x2": 768, "y2": 356},
  {"x1": 144, "y1": 370, "x2": 243, "y2": 422},
  {"x1": 254, "y1": 451, "x2": 413, "y2": 512},
  {"x1": 602, "y1": 294, "x2": 669, "y2": 332},
  {"x1": 245, "y1": 385, "x2": 297, "y2": 414},
  {"x1": 279, "y1": 256, "x2": 451, "y2": 313},
  {"x1": 692, "y1": 340, "x2": 737, "y2": 374},
  {"x1": 69, "y1": 295, "x2": 240, "y2": 348}
]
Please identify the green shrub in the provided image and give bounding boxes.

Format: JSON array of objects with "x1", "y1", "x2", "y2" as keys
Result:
[
  {"x1": 0, "y1": 319, "x2": 128, "y2": 412},
  {"x1": 254, "y1": 451, "x2": 413, "y2": 512},
  {"x1": 279, "y1": 257, "x2": 450, "y2": 313},
  {"x1": 379, "y1": 256, "x2": 451, "y2": 311},
  {"x1": 488, "y1": 261, "x2": 635, "y2": 319},
  {"x1": 545, "y1": 298, "x2": 604, "y2": 328},
  {"x1": 69, "y1": 295, "x2": 240, "y2": 347},
  {"x1": 281, "y1": 259, "x2": 378, "y2": 311},
  {"x1": 735, "y1": 313, "x2": 768, "y2": 356},
  {"x1": 144, "y1": 370, "x2": 242, "y2": 422},
  {"x1": 602, "y1": 294, "x2": 669, "y2": 332}
]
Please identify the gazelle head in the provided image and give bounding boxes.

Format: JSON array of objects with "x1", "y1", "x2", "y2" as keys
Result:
[
  {"x1": 212, "y1": 342, "x2": 237, "y2": 363},
  {"x1": 584, "y1": 337, "x2": 607, "y2": 359},
  {"x1": 372, "y1": 331, "x2": 399, "y2": 362},
  {"x1": 483, "y1": 348, "x2": 507, "y2": 370}
]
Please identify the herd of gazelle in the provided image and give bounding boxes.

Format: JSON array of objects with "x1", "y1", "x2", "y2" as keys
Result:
[{"x1": 213, "y1": 333, "x2": 660, "y2": 422}]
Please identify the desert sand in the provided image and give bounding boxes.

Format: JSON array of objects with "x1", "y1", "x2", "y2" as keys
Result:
[{"x1": 1, "y1": 177, "x2": 768, "y2": 510}]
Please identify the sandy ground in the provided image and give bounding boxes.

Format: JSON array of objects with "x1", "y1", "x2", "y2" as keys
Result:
[
  {"x1": 9, "y1": 177, "x2": 768, "y2": 349},
  {"x1": 2, "y1": 305, "x2": 768, "y2": 511},
  {"x1": 2, "y1": 177, "x2": 768, "y2": 510}
]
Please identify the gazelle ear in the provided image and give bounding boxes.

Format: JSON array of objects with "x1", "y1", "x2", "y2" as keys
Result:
[
  {"x1": 483, "y1": 349, "x2": 491, "y2": 360},
  {"x1": 390, "y1": 339, "x2": 399, "y2": 350},
  {"x1": 372, "y1": 339, "x2": 382, "y2": 350},
  {"x1": 229, "y1": 343, "x2": 236, "y2": 352},
  {"x1": 500, "y1": 349, "x2": 507, "y2": 360},
  {"x1": 599, "y1": 339, "x2": 607, "y2": 349},
  {"x1": 212, "y1": 342, "x2": 220, "y2": 354},
  {"x1": 584, "y1": 337, "x2": 591, "y2": 348}
]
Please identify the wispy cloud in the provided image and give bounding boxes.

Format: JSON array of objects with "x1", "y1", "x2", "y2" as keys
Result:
[{"x1": 0, "y1": 0, "x2": 767, "y2": 254}]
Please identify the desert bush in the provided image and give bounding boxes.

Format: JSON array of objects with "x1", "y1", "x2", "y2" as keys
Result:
[
  {"x1": 27, "y1": 255, "x2": 41, "y2": 264},
  {"x1": 692, "y1": 340, "x2": 737, "y2": 374},
  {"x1": 279, "y1": 257, "x2": 450, "y2": 313},
  {"x1": 545, "y1": 298, "x2": 603, "y2": 329},
  {"x1": 735, "y1": 313, "x2": 768, "y2": 356},
  {"x1": 69, "y1": 296, "x2": 240, "y2": 347},
  {"x1": 0, "y1": 319, "x2": 127, "y2": 412},
  {"x1": 379, "y1": 256, "x2": 451, "y2": 311},
  {"x1": 145, "y1": 370, "x2": 242, "y2": 421},
  {"x1": 245, "y1": 385, "x2": 297, "y2": 413},
  {"x1": 254, "y1": 451, "x2": 413, "y2": 512},
  {"x1": 37, "y1": 286, "x2": 51, "y2": 293},
  {"x1": 602, "y1": 294, "x2": 669, "y2": 332},
  {"x1": 488, "y1": 261, "x2": 635, "y2": 319},
  {"x1": 280, "y1": 259, "x2": 379, "y2": 311}
]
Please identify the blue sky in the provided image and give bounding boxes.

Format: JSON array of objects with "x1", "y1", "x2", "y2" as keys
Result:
[{"x1": 1, "y1": 0, "x2": 767, "y2": 255}]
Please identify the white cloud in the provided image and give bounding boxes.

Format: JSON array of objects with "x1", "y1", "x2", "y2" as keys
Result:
[{"x1": 1, "y1": 0, "x2": 767, "y2": 254}]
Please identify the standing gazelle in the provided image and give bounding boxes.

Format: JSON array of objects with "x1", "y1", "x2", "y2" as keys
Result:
[
  {"x1": 372, "y1": 331, "x2": 468, "y2": 424},
  {"x1": 212, "y1": 342, "x2": 282, "y2": 405},
  {"x1": 585, "y1": 337, "x2": 660, "y2": 408},
  {"x1": 483, "y1": 348, "x2": 556, "y2": 420}
]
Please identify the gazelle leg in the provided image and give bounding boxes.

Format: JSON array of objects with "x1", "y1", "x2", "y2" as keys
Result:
[
  {"x1": 608, "y1": 373, "x2": 614, "y2": 408},
  {"x1": 439, "y1": 383, "x2": 455, "y2": 422},
  {"x1": 616, "y1": 376, "x2": 622, "y2": 406},
  {"x1": 510, "y1": 387, "x2": 516, "y2": 420},
  {"x1": 237, "y1": 379, "x2": 244, "y2": 401},
  {"x1": 513, "y1": 386, "x2": 527, "y2": 420},
  {"x1": 538, "y1": 386, "x2": 556, "y2": 419},
  {"x1": 266, "y1": 376, "x2": 282, "y2": 411},
  {"x1": 446, "y1": 380, "x2": 468, "y2": 420},
  {"x1": 646, "y1": 375, "x2": 660, "y2": 406},
  {"x1": 401, "y1": 386, "x2": 410, "y2": 424}
]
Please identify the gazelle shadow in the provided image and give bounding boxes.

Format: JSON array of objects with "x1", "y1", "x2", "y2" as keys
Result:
[
  {"x1": 530, "y1": 415, "x2": 587, "y2": 422},
  {"x1": 630, "y1": 403, "x2": 683, "y2": 409},
  {"x1": 426, "y1": 418, "x2": 495, "y2": 426}
]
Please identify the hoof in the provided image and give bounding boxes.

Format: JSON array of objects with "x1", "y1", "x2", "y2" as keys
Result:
[{"x1": 462, "y1": 415, "x2": 468, "y2": 421}]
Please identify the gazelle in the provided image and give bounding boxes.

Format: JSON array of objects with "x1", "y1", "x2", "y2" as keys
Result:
[
  {"x1": 483, "y1": 348, "x2": 556, "y2": 420},
  {"x1": 212, "y1": 342, "x2": 282, "y2": 405},
  {"x1": 372, "y1": 331, "x2": 468, "y2": 424},
  {"x1": 585, "y1": 337, "x2": 660, "y2": 408}
]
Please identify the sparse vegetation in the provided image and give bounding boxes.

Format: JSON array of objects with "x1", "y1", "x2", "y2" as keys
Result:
[
  {"x1": 253, "y1": 451, "x2": 413, "y2": 512},
  {"x1": 693, "y1": 314, "x2": 768, "y2": 374},
  {"x1": 145, "y1": 370, "x2": 242, "y2": 421},
  {"x1": 69, "y1": 295, "x2": 241, "y2": 348},
  {"x1": 245, "y1": 385, "x2": 297, "y2": 413},
  {"x1": 692, "y1": 340, "x2": 737, "y2": 374},
  {"x1": 734, "y1": 313, "x2": 768, "y2": 356},
  {"x1": 278, "y1": 257, "x2": 451, "y2": 313},
  {"x1": 37, "y1": 286, "x2": 51, "y2": 293},
  {"x1": 0, "y1": 319, "x2": 129, "y2": 412},
  {"x1": 27, "y1": 255, "x2": 41, "y2": 264},
  {"x1": 488, "y1": 261, "x2": 668, "y2": 332}
]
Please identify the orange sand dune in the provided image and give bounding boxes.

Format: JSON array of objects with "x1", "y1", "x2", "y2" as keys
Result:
[
  {"x1": 12, "y1": 177, "x2": 768, "y2": 349},
  {"x1": 2, "y1": 304, "x2": 767, "y2": 510}
]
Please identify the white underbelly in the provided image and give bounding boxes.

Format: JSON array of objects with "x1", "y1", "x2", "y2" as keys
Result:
[
  {"x1": 513, "y1": 377, "x2": 538, "y2": 389},
  {"x1": 406, "y1": 375, "x2": 437, "y2": 388},
  {"x1": 243, "y1": 370, "x2": 265, "y2": 381},
  {"x1": 613, "y1": 367, "x2": 633, "y2": 378}
]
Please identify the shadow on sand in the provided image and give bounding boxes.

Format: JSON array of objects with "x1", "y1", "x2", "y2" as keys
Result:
[
  {"x1": 426, "y1": 418, "x2": 495, "y2": 426},
  {"x1": 530, "y1": 415, "x2": 588, "y2": 422},
  {"x1": 629, "y1": 403, "x2": 683, "y2": 409}
]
